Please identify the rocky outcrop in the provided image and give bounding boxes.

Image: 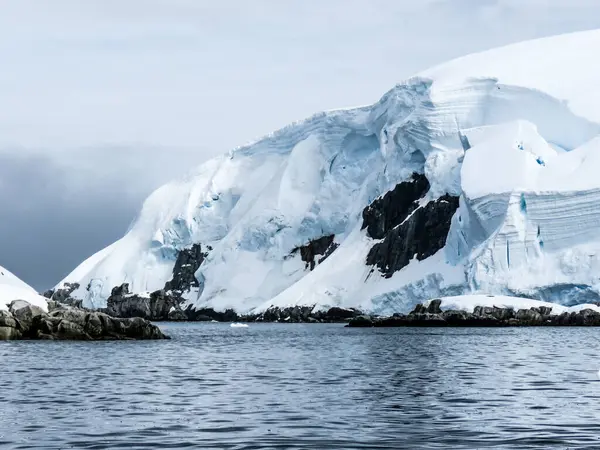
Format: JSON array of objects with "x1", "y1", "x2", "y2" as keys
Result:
[
  {"x1": 105, "y1": 244, "x2": 209, "y2": 320},
  {"x1": 164, "y1": 305, "x2": 364, "y2": 323},
  {"x1": 362, "y1": 172, "x2": 430, "y2": 240},
  {"x1": 184, "y1": 307, "x2": 239, "y2": 322},
  {"x1": 366, "y1": 194, "x2": 460, "y2": 277},
  {"x1": 106, "y1": 284, "x2": 181, "y2": 321},
  {"x1": 43, "y1": 282, "x2": 83, "y2": 308},
  {"x1": 241, "y1": 305, "x2": 364, "y2": 323},
  {"x1": 164, "y1": 244, "x2": 207, "y2": 293},
  {"x1": 0, "y1": 300, "x2": 168, "y2": 340},
  {"x1": 347, "y1": 300, "x2": 600, "y2": 327},
  {"x1": 292, "y1": 235, "x2": 338, "y2": 271}
]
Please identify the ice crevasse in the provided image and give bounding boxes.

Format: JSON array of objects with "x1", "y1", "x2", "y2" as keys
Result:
[{"x1": 57, "y1": 30, "x2": 600, "y2": 315}]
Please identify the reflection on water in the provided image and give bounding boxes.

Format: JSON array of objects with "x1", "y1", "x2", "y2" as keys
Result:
[{"x1": 1, "y1": 323, "x2": 600, "y2": 449}]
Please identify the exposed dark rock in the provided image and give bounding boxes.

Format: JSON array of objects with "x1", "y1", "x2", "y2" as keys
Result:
[
  {"x1": 47, "y1": 282, "x2": 83, "y2": 308},
  {"x1": 313, "y1": 306, "x2": 362, "y2": 322},
  {"x1": 347, "y1": 302, "x2": 600, "y2": 327},
  {"x1": 105, "y1": 244, "x2": 209, "y2": 321},
  {"x1": 427, "y1": 299, "x2": 442, "y2": 314},
  {"x1": 0, "y1": 301, "x2": 169, "y2": 340},
  {"x1": 168, "y1": 308, "x2": 189, "y2": 321},
  {"x1": 185, "y1": 307, "x2": 239, "y2": 322},
  {"x1": 347, "y1": 315, "x2": 373, "y2": 327},
  {"x1": 515, "y1": 308, "x2": 543, "y2": 325},
  {"x1": 366, "y1": 194, "x2": 460, "y2": 277},
  {"x1": 0, "y1": 309, "x2": 21, "y2": 339},
  {"x1": 110, "y1": 283, "x2": 129, "y2": 298},
  {"x1": 361, "y1": 172, "x2": 430, "y2": 239},
  {"x1": 9, "y1": 300, "x2": 46, "y2": 333},
  {"x1": 260, "y1": 305, "x2": 315, "y2": 323},
  {"x1": 292, "y1": 235, "x2": 339, "y2": 271},
  {"x1": 164, "y1": 244, "x2": 208, "y2": 294},
  {"x1": 410, "y1": 303, "x2": 427, "y2": 314},
  {"x1": 107, "y1": 284, "x2": 181, "y2": 321}
]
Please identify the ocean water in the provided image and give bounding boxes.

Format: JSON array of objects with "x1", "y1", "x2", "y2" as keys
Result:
[{"x1": 2, "y1": 323, "x2": 600, "y2": 449}]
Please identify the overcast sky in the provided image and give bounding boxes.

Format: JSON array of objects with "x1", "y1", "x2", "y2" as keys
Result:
[{"x1": 2, "y1": 0, "x2": 600, "y2": 290}]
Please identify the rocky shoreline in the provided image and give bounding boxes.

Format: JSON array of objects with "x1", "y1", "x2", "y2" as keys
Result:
[
  {"x1": 0, "y1": 300, "x2": 169, "y2": 340},
  {"x1": 346, "y1": 299, "x2": 600, "y2": 327},
  {"x1": 170, "y1": 305, "x2": 364, "y2": 323},
  {"x1": 41, "y1": 282, "x2": 600, "y2": 328}
]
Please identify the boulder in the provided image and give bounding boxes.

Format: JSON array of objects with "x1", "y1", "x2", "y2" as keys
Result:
[
  {"x1": 0, "y1": 310, "x2": 21, "y2": 340},
  {"x1": 0, "y1": 301, "x2": 169, "y2": 340},
  {"x1": 9, "y1": 300, "x2": 46, "y2": 335},
  {"x1": 515, "y1": 308, "x2": 544, "y2": 325},
  {"x1": 426, "y1": 299, "x2": 442, "y2": 314},
  {"x1": 56, "y1": 319, "x2": 90, "y2": 340},
  {"x1": 84, "y1": 312, "x2": 104, "y2": 338},
  {"x1": 575, "y1": 308, "x2": 600, "y2": 326}
]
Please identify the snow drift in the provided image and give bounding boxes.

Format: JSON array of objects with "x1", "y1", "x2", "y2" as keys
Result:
[{"x1": 58, "y1": 30, "x2": 600, "y2": 315}]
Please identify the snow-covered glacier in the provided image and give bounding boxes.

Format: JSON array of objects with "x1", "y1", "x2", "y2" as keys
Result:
[
  {"x1": 57, "y1": 30, "x2": 600, "y2": 315},
  {"x1": 0, "y1": 266, "x2": 48, "y2": 311}
]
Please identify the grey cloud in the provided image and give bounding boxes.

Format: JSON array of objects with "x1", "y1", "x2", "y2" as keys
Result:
[{"x1": 0, "y1": 147, "x2": 202, "y2": 290}]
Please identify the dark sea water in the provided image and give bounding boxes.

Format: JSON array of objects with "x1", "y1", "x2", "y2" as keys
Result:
[{"x1": 2, "y1": 323, "x2": 600, "y2": 449}]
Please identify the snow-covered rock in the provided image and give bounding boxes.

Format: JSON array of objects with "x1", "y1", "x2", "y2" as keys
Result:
[
  {"x1": 0, "y1": 265, "x2": 48, "y2": 312},
  {"x1": 58, "y1": 30, "x2": 600, "y2": 315},
  {"x1": 427, "y1": 295, "x2": 600, "y2": 316}
]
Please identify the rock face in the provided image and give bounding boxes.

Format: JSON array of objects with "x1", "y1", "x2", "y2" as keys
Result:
[
  {"x1": 292, "y1": 235, "x2": 338, "y2": 271},
  {"x1": 164, "y1": 244, "x2": 207, "y2": 293},
  {"x1": 0, "y1": 300, "x2": 169, "y2": 340},
  {"x1": 107, "y1": 244, "x2": 209, "y2": 320},
  {"x1": 366, "y1": 194, "x2": 460, "y2": 277},
  {"x1": 347, "y1": 300, "x2": 600, "y2": 327},
  {"x1": 362, "y1": 173, "x2": 430, "y2": 240},
  {"x1": 44, "y1": 282, "x2": 83, "y2": 308},
  {"x1": 106, "y1": 284, "x2": 180, "y2": 321}
]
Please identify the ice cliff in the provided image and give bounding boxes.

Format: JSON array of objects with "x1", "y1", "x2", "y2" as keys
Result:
[{"x1": 57, "y1": 30, "x2": 600, "y2": 315}]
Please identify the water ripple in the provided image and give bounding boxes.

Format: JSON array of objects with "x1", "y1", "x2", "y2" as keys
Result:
[{"x1": 2, "y1": 324, "x2": 600, "y2": 448}]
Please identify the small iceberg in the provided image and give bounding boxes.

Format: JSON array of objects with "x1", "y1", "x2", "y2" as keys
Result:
[{"x1": 230, "y1": 323, "x2": 249, "y2": 328}]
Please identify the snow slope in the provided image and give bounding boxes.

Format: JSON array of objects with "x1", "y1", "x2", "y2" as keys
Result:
[
  {"x1": 0, "y1": 266, "x2": 48, "y2": 311},
  {"x1": 58, "y1": 29, "x2": 600, "y2": 315}
]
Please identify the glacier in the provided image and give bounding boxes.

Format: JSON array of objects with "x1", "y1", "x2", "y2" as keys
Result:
[
  {"x1": 57, "y1": 29, "x2": 600, "y2": 316},
  {"x1": 0, "y1": 265, "x2": 48, "y2": 312}
]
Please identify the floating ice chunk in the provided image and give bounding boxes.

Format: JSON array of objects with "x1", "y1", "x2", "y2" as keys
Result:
[{"x1": 230, "y1": 323, "x2": 249, "y2": 328}]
